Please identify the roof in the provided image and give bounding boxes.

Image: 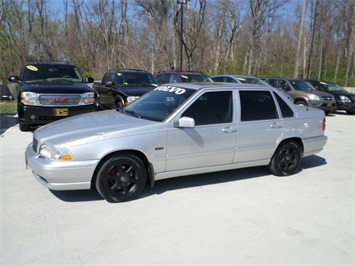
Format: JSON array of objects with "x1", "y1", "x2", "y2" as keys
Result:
[
  {"x1": 160, "y1": 82, "x2": 272, "y2": 92},
  {"x1": 157, "y1": 70, "x2": 206, "y2": 75}
]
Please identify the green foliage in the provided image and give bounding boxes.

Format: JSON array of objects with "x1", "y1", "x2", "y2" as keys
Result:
[{"x1": 0, "y1": 100, "x2": 17, "y2": 114}]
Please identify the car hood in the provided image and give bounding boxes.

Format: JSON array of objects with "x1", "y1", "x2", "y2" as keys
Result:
[
  {"x1": 326, "y1": 90, "x2": 355, "y2": 97},
  {"x1": 34, "y1": 110, "x2": 162, "y2": 147},
  {"x1": 306, "y1": 90, "x2": 333, "y2": 97},
  {"x1": 21, "y1": 82, "x2": 93, "y2": 93}
]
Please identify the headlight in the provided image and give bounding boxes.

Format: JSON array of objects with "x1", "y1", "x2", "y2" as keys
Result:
[
  {"x1": 126, "y1": 96, "x2": 140, "y2": 104},
  {"x1": 20, "y1": 92, "x2": 38, "y2": 105},
  {"x1": 340, "y1": 95, "x2": 351, "y2": 103},
  {"x1": 81, "y1": 92, "x2": 96, "y2": 105},
  {"x1": 39, "y1": 144, "x2": 73, "y2": 161},
  {"x1": 309, "y1": 94, "x2": 321, "y2": 101}
]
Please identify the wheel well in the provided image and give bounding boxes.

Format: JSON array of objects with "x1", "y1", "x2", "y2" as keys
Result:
[
  {"x1": 91, "y1": 150, "x2": 153, "y2": 189},
  {"x1": 277, "y1": 137, "x2": 304, "y2": 154},
  {"x1": 114, "y1": 94, "x2": 125, "y2": 104},
  {"x1": 294, "y1": 98, "x2": 308, "y2": 105}
]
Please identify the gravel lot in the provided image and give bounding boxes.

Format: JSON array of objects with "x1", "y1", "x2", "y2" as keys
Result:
[{"x1": 0, "y1": 111, "x2": 354, "y2": 265}]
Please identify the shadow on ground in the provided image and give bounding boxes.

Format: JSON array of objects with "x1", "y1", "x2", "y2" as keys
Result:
[{"x1": 50, "y1": 154, "x2": 326, "y2": 203}]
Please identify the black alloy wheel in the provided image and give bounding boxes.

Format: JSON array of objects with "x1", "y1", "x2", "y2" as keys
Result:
[
  {"x1": 268, "y1": 140, "x2": 302, "y2": 176},
  {"x1": 96, "y1": 153, "x2": 146, "y2": 203}
]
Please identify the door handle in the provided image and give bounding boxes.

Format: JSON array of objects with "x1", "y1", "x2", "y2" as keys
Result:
[
  {"x1": 270, "y1": 122, "x2": 282, "y2": 129},
  {"x1": 222, "y1": 127, "x2": 237, "y2": 133}
]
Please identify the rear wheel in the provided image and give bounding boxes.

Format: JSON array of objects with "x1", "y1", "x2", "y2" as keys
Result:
[
  {"x1": 268, "y1": 140, "x2": 302, "y2": 176},
  {"x1": 95, "y1": 153, "x2": 146, "y2": 203}
]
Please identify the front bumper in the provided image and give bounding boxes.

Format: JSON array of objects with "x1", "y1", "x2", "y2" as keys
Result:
[
  {"x1": 18, "y1": 103, "x2": 97, "y2": 126},
  {"x1": 309, "y1": 100, "x2": 336, "y2": 113},
  {"x1": 25, "y1": 142, "x2": 99, "y2": 191},
  {"x1": 336, "y1": 100, "x2": 355, "y2": 113}
]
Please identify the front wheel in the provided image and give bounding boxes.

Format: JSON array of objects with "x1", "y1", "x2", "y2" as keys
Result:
[
  {"x1": 95, "y1": 153, "x2": 147, "y2": 203},
  {"x1": 268, "y1": 140, "x2": 302, "y2": 176}
]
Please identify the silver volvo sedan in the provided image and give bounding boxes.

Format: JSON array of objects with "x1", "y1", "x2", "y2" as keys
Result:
[{"x1": 25, "y1": 83, "x2": 327, "y2": 202}]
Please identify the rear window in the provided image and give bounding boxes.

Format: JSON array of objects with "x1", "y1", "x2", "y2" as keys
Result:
[
  {"x1": 274, "y1": 92, "x2": 294, "y2": 118},
  {"x1": 240, "y1": 91, "x2": 278, "y2": 121}
]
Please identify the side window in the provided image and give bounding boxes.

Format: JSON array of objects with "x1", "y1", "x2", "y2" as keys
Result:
[
  {"x1": 240, "y1": 91, "x2": 278, "y2": 122},
  {"x1": 212, "y1": 76, "x2": 224, "y2": 82},
  {"x1": 267, "y1": 79, "x2": 278, "y2": 87},
  {"x1": 280, "y1": 80, "x2": 292, "y2": 91},
  {"x1": 226, "y1": 77, "x2": 236, "y2": 83},
  {"x1": 155, "y1": 74, "x2": 163, "y2": 84},
  {"x1": 170, "y1": 74, "x2": 179, "y2": 83},
  {"x1": 102, "y1": 72, "x2": 115, "y2": 84},
  {"x1": 160, "y1": 74, "x2": 171, "y2": 84},
  {"x1": 182, "y1": 91, "x2": 233, "y2": 126},
  {"x1": 274, "y1": 93, "x2": 294, "y2": 118}
]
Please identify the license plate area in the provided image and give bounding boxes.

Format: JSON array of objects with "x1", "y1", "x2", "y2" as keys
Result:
[
  {"x1": 54, "y1": 108, "x2": 69, "y2": 116},
  {"x1": 327, "y1": 102, "x2": 332, "y2": 107}
]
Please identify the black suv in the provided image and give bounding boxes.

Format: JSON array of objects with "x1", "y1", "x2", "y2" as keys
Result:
[
  {"x1": 263, "y1": 77, "x2": 336, "y2": 114},
  {"x1": 155, "y1": 71, "x2": 213, "y2": 84},
  {"x1": 93, "y1": 69, "x2": 158, "y2": 109},
  {"x1": 306, "y1": 80, "x2": 355, "y2": 115},
  {"x1": 8, "y1": 62, "x2": 96, "y2": 131}
]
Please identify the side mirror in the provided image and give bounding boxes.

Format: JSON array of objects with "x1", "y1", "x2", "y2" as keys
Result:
[
  {"x1": 85, "y1": 77, "x2": 94, "y2": 83},
  {"x1": 8, "y1": 76, "x2": 20, "y2": 83},
  {"x1": 105, "y1": 81, "x2": 114, "y2": 87},
  {"x1": 174, "y1": 117, "x2": 195, "y2": 128}
]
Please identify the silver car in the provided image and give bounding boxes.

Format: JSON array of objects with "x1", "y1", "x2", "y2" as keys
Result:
[
  {"x1": 211, "y1": 74, "x2": 271, "y2": 86},
  {"x1": 25, "y1": 83, "x2": 327, "y2": 202}
]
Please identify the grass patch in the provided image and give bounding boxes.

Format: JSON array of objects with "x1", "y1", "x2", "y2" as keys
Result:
[{"x1": 0, "y1": 100, "x2": 17, "y2": 114}]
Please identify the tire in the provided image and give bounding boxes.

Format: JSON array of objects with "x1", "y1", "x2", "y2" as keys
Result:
[
  {"x1": 268, "y1": 140, "x2": 302, "y2": 176},
  {"x1": 95, "y1": 153, "x2": 146, "y2": 203},
  {"x1": 19, "y1": 122, "x2": 31, "y2": 132},
  {"x1": 115, "y1": 98, "x2": 125, "y2": 110}
]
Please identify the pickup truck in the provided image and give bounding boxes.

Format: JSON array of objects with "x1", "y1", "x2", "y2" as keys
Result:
[
  {"x1": 8, "y1": 61, "x2": 96, "y2": 131},
  {"x1": 93, "y1": 69, "x2": 158, "y2": 109}
]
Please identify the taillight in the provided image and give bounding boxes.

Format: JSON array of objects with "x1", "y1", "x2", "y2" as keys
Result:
[{"x1": 322, "y1": 117, "x2": 326, "y2": 131}]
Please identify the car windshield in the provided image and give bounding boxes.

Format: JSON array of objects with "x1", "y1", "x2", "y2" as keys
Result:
[
  {"x1": 326, "y1": 83, "x2": 347, "y2": 92},
  {"x1": 291, "y1": 80, "x2": 315, "y2": 91},
  {"x1": 123, "y1": 85, "x2": 195, "y2": 122},
  {"x1": 181, "y1": 74, "x2": 213, "y2": 83},
  {"x1": 23, "y1": 64, "x2": 84, "y2": 83},
  {"x1": 115, "y1": 72, "x2": 158, "y2": 86}
]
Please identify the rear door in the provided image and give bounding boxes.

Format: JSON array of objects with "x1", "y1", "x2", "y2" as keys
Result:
[{"x1": 234, "y1": 90, "x2": 284, "y2": 163}]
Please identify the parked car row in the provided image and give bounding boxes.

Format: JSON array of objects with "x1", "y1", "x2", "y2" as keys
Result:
[
  {"x1": 7, "y1": 61, "x2": 350, "y2": 203},
  {"x1": 8, "y1": 62, "x2": 355, "y2": 131}
]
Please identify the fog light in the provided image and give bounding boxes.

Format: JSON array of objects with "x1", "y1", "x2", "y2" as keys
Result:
[{"x1": 30, "y1": 115, "x2": 36, "y2": 120}]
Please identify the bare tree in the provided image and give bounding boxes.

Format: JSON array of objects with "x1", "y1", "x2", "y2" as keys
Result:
[
  {"x1": 244, "y1": 0, "x2": 286, "y2": 75},
  {"x1": 294, "y1": 0, "x2": 307, "y2": 78}
]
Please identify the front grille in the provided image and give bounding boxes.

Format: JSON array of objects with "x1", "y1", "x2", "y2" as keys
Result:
[
  {"x1": 33, "y1": 138, "x2": 38, "y2": 153},
  {"x1": 39, "y1": 94, "x2": 81, "y2": 106},
  {"x1": 322, "y1": 96, "x2": 333, "y2": 101},
  {"x1": 350, "y1": 95, "x2": 355, "y2": 101}
]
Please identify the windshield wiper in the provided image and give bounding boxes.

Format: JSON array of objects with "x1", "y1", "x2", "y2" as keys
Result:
[{"x1": 125, "y1": 110, "x2": 143, "y2": 118}]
